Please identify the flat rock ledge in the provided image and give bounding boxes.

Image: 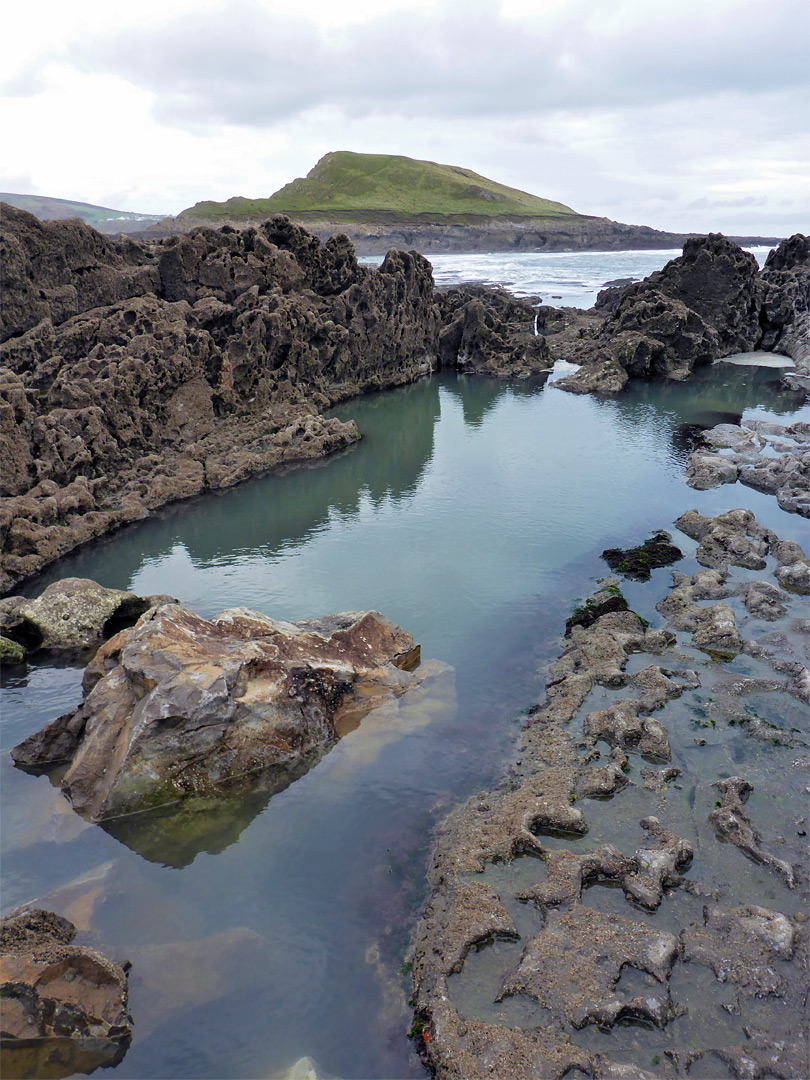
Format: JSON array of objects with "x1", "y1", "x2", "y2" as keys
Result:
[
  {"x1": 11, "y1": 603, "x2": 423, "y2": 822},
  {"x1": 0, "y1": 907, "x2": 131, "y2": 1078},
  {"x1": 409, "y1": 512, "x2": 809, "y2": 1080},
  {"x1": 686, "y1": 418, "x2": 810, "y2": 517}
]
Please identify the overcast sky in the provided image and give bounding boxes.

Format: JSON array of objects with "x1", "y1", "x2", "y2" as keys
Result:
[{"x1": 3, "y1": 0, "x2": 808, "y2": 235}]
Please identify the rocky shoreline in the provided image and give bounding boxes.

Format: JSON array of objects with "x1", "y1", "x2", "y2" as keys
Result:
[
  {"x1": 409, "y1": 508, "x2": 810, "y2": 1080},
  {"x1": 2, "y1": 209, "x2": 807, "y2": 597}
]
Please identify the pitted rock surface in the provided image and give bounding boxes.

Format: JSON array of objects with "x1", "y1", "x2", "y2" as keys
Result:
[
  {"x1": 0, "y1": 577, "x2": 171, "y2": 655},
  {"x1": 556, "y1": 233, "x2": 809, "y2": 394},
  {"x1": 0, "y1": 210, "x2": 442, "y2": 593},
  {"x1": 497, "y1": 905, "x2": 679, "y2": 1029},
  {"x1": 410, "y1": 520, "x2": 809, "y2": 1080}
]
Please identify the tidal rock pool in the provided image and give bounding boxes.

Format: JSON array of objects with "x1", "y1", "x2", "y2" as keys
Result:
[{"x1": 1, "y1": 362, "x2": 807, "y2": 1079}]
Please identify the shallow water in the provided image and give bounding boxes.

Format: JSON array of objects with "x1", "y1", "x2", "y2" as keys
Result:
[{"x1": 1, "y1": 362, "x2": 808, "y2": 1079}]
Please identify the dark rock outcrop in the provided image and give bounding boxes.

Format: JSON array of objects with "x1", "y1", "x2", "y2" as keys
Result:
[
  {"x1": 0, "y1": 209, "x2": 444, "y2": 593},
  {"x1": 0, "y1": 907, "x2": 131, "y2": 1078},
  {"x1": 436, "y1": 285, "x2": 552, "y2": 377},
  {"x1": 11, "y1": 603, "x2": 423, "y2": 821},
  {"x1": 1, "y1": 208, "x2": 558, "y2": 594},
  {"x1": 557, "y1": 233, "x2": 809, "y2": 393}
]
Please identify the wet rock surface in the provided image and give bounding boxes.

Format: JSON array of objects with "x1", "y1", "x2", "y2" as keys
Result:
[
  {"x1": 11, "y1": 603, "x2": 424, "y2": 822},
  {"x1": 602, "y1": 532, "x2": 683, "y2": 581},
  {"x1": 410, "y1": 511, "x2": 809, "y2": 1079},
  {"x1": 0, "y1": 907, "x2": 131, "y2": 1078},
  {"x1": 686, "y1": 417, "x2": 810, "y2": 517},
  {"x1": 555, "y1": 233, "x2": 809, "y2": 395}
]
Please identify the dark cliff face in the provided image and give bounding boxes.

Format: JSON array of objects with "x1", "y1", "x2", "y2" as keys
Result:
[{"x1": 0, "y1": 209, "x2": 442, "y2": 593}]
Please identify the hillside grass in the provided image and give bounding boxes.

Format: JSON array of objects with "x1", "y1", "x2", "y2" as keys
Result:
[
  {"x1": 1, "y1": 193, "x2": 163, "y2": 224},
  {"x1": 178, "y1": 151, "x2": 582, "y2": 223}
]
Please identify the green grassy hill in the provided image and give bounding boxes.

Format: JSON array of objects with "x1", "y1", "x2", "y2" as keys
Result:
[
  {"x1": 179, "y1": 151, "x2": 580, "y2": 224},
  {"x1": 1, "y1": 193, "x2": 165, "y2": 230}
]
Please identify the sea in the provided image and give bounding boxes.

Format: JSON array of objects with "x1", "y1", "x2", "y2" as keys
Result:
[{"x1": 361, "y1": 246, "x2": 777, "y2": 308}]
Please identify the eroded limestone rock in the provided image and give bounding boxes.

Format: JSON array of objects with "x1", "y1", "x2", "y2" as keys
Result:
[{"x1": 497, "y1": 905, "x2": 680, "y2": 1029}]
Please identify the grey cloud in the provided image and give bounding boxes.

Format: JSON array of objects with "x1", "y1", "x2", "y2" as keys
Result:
[{"x1": 36, "y1": 0, "x2": 809, "y2": 131}]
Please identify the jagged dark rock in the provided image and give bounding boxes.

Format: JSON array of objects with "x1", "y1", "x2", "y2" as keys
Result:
[
  {"x1": 0, "y1": 209, "x2": 445, "y2": 593},
  {"x1": 557, "y1": 233, "x2": 809, "y2": 394},
  {"x1": 436, "y1": 284, "x2": 552, "y2": 377}
]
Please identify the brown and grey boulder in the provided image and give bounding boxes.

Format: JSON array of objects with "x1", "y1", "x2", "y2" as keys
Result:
[
  {"x1": 11, "y1": 604, "x2": 423, "y2": 821},
  {"x1": 0, "y1": 907, "x2": 131, "y2": 1077}
]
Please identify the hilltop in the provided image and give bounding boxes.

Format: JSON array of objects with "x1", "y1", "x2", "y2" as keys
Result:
[
  {"x1": 1, "y1": 193, "x2": 165, "y2": 235},
  {"x1": 178, "y1": 151, "x2": 579, "y2": 225},
  {"x1": 169, "y1": 152, "x2": 782, "y2": 255}
]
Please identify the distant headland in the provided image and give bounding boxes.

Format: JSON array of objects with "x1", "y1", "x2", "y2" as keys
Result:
[{"x1": 4, "y1": 151, "x2": 785, "y2": 254}]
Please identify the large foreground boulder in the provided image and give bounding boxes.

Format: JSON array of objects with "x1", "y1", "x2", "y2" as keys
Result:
[
  {"x1": 0, "y1": 908, "x2": 131, "y2": 1078},
  {"x1": 12, "y1": 604, "x2": 422, "y2": 821}
]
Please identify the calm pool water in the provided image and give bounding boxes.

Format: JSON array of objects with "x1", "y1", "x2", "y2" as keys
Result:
[{"x1": 1, "y1": 363, "x2": 807, "y2": 1079}]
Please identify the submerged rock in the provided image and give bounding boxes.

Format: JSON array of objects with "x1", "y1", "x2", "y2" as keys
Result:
[
  {"x1": 11, "y1": 604, "x2": 423, "y2": 821},
  {"x1": 0, "y1": 908, "x2": 131, "y2": 1078}
]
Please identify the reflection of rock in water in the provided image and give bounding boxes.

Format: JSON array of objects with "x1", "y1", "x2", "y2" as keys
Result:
[
  {"x1": 100, "y1": 768, "x2": 305, "y2": 868},
  {"x1": 440, "y1": 373, "x2": 512, "y2": 427}
]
